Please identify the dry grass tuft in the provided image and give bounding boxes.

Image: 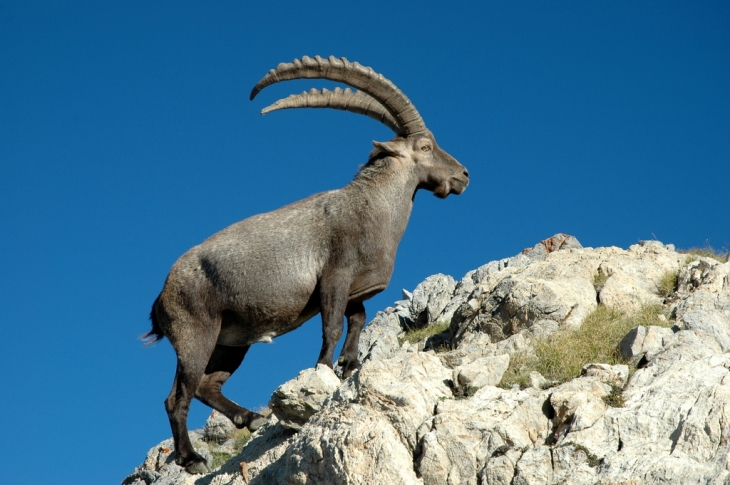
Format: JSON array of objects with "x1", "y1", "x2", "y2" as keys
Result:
[
  {"x1": 501, "y1": 304, "x2": 672, "y2": 388},
  {"x1": 656, "y1": 269, "x2": 679, "y2": 298},
  {"x1": 680, "y1": 245, "x2": 728, "y2": 263},
  {"x1": 399, "y1": 321, "x2": 450, "y2": 346}
]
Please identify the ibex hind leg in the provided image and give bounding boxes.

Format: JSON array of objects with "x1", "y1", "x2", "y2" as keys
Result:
[
  {"x1": 195, "y1": 344, "x2": 267, "y2": 431},
  {"x1": 164, "y1": 319, "x2": 219, "y2": 475}
]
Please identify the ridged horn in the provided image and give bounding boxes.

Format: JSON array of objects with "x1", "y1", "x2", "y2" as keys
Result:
[
  {"x1": 250, "y1": 56, "x2": 427, "y2": 136},
  {"x1": 261, "y1": 87, "x2": 400, "y2": 134}
]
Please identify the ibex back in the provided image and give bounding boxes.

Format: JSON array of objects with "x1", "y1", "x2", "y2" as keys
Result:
[{"x1": 145, "y1": 56, "x2": 469, "y2": 474}]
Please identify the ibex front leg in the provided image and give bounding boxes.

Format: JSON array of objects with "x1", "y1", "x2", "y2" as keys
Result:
[
  {"x1": 338, "y1": 301, "x2": 365, "y2": 377},
  {"x1": 316, "y1": 271, "x2": 351, "y2": 369}
]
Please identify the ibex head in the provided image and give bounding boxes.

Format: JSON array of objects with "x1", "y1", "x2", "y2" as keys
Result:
[{"x1": 250, "y1": 56, "x2": 469, "y2": 198}]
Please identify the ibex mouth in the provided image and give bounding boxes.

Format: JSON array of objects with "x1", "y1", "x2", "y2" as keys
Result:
[{"x1": 450, "y1": 177, "x2": 469, "y2": 195}]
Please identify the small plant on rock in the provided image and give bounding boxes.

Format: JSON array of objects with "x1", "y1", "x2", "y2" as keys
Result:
[
  {"x1": 562, "y1": 442, "x2": 603, "y2": 468},
  {"x1": 593, "y1": 271, "x2": 609, "y2": 293},
  {"x1": 398, "y1": 321, "x2": 451, "y2": 346},
  {"x1": 656, "y1": 269, "x2": 679, "y2": 298},
  {"x1": 602, "y1": 384, "x2": 626, "y2": 407},
  {"x1": 679, "y1": 244, "x2": 727, "y2": 263}
]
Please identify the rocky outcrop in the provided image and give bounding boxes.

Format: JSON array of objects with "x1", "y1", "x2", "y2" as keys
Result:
[{"x1": 124, "y1": 236, "x2": 730, "y2": 485}]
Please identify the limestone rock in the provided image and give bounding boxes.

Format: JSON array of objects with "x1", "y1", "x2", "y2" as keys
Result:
[
  {"x1": 124, "y1": 236, "x2": 730, "y2": 485},
  {"x1": 596, "y1": 242, "x2": 684, "y2": 311},
  {"x1": 512, "y1": 446, "x2": 553, "y2": 485},
  {"x1": 521, "y1": 233, "x2": 583, "y2": 261},
  {"x1": 282, "y1": 403, "x2": 421, "y2": 485},
  {"x1": 417, "y1": 386, "x2": 551, "y2": 485},
  {"x1": 269, "y1": 364, "x2": 341, "y2": 430},
  {"x1": 549, "y1": 378, "x2": 611, "y2": 436},
  {"x1": 452, "y1": 354, "x2": 510, "y2": 391},
  {"x1": 203, "y1": 410, "x2": 237, "y2": 444},
  {"x1": 618, "y1": 325, "x2": 675, "y2": 365},
  {"x1": 580, "y1": 363, "x2": 628, "y2": 388},
  {"x1": 357, "y1": 311, "x2": 404, "y2": 364},
  {"x1": 409, "y1": 273, "x2": 457, "y2": 325},
  {"x1": 345, "y1": 350, "x2": 453, "y2": 452},
  {"x1": 528, "y1": 371, "x2": 551, "y2": 390},
  {"x1": 673, "y1": 260, "x2": 730, "y2": 351}
]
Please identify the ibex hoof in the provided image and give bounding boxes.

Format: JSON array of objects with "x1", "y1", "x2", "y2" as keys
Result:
[
  {"x1": 184, "y1": 457, "x2": 211, "y2": 475},
  {"x1": 249, "y1": 415, "x2": 267, "y2": 431}
]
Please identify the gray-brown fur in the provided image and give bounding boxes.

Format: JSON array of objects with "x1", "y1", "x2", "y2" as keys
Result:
[{"x1": 147, "y1": 56, "x2": 469, "y2": 474}]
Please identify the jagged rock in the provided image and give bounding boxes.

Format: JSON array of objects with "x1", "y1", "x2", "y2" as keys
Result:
[
  {"x1": 674, "y1": 259, "x2": 730, "y2": 351},
  {"x1": 677, "y1": 257, "x2": 730, "y2": 294},
  {"x1": 512, "y1": 446, "x2": 553, "y2": 485},
  {"x1": 408, "y1": 273, "x2": 457, "y2": 325},
  {"x1": 206, "y1": 417, "x2": 296, "y2": 485},
  {"x1": 416, "y1": 386, "x2": 551, "y2": 485},
  {"x1": 451, "y1": 258, "x2": 597, "y2": 344},
  {"x1": 528, "y1": 371, "x2": 551, "y2": 390},
  {"x1": 618, "y1": 325, "x2": 675, "y2": 365},
  {"x1": 342, "y1": 350, "x2": 453, "y2": 452},
  {"x1": 596, "y1": 242, "x2": 684, "y2": 311},
  {"x1": 124, "y1": 431, "x2": 211, "y2": 485},
  {"x1": 549, "y1": 444, "x2": 598, "y2": 484},
  {"x1": 452, "y1": 354, "x2": 510, "y2": 391},
  {"x1": 549, "y1": 378, "x2": 611, "y2": 436},
  {"x1": 357, "y1": 311, "x2": 404, "y2": 364},
  {"x1": 597, "y1": 338, "x2": 730, "y2": 484},
  {"x1": 269, "y1": 364, "x2": 341, "y2": 430},
  {"x1": 283, "y1": 403, "x2": 421, "y2": 485},
  {"x1": 124, "y1": 236, "x2": 730, "y2": 485},
  {"x1": 521, "y1": 233, "x2": 583, "y2": 261},
  {"x1": 580, "y1": 363, "x2": 628, "y2": 388},
  {"x1": 203, "y1": 410, "x2": 237, "y2": 444},
  {"x1": 480, "y1": 448, "x2": 522, "y2": 485}
]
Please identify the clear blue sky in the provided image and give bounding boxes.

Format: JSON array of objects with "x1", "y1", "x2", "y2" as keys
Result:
[{"x1": 1, "y1": 1, "x2": 728, "y2": 483}]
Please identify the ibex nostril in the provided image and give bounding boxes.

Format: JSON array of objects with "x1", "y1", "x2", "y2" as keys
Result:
[{"x1": 463, "y1": 170, "x2": 470, "y2": 178}]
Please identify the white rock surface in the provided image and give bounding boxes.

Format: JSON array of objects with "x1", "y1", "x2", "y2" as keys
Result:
[
  {"x1": 124, "y1": 237, "x2": 730, "y2": 485},
  {"x1": 269, "y1": 364, "x2": 341, "y2": 430},
  {"x1": 453, "y1": 353, "x2": 510, "y2": 390}
]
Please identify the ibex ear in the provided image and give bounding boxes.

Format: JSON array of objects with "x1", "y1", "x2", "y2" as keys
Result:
[{"x1": 372, "y1": 140, "x2": 404, "y2": 158}]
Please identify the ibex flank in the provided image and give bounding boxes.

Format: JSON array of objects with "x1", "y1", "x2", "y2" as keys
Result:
[{"x1": 145, "y1": 55, "x2": 469, "y2": 474}]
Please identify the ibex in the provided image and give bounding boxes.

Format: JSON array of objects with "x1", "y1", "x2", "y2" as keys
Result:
[{"x1": 145, "y1": 56, "x2": 469, "y2": 474}]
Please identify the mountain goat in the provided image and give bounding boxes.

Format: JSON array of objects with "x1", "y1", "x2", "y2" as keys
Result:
[{"x1": 145, "y1": 56, "x2": 469, "y2": 473}]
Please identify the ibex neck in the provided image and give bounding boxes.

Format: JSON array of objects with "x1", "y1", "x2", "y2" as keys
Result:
[{"x1": 348, "y1": 158, "x2": 418, "y2": 244}]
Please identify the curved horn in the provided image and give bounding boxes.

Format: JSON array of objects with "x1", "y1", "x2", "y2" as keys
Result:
[
  {"x1": 261, "y1": 87, "x2": 400, "y2": 134},
  {"x1": 250, "y1": 56, "x2": 427, "y2": 136}
]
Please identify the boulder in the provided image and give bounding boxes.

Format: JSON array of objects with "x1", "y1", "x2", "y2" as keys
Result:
[
  {"x1": 409, "y1": 273, "x2": 457, "y2": 325},
  {"x1": 452, "y1": 354, "x2": 510, "y2": 391},
  {"x1": 618, "y1": 325, "x2": 675, "y2": 365},
  {"x1": 269, "y1": 364, "x2": 341, "y2": 430},
  {"x1": 580, "y1": 363, "x2": 629, "y2": 388}
]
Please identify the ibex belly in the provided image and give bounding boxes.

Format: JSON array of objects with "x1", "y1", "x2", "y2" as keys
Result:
[{"x1": 214, "y1": 265, "x2": 321, "y2": 347}]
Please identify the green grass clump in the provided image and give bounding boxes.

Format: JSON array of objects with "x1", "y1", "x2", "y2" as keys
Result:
[
  {"x1": 501, "y1": 304, "x2": 672, "y2": 388},
  {"x1": 593, "y1": 272, "x2": 610, "y2": 293},
  {"x1": 398, "y1": 321, "x2": 450, "y2": 346},
  {"x1": 562, "y1": 443, "x2": 603, "y2": 467},
  {"x1": 656, "y1": 269, "x2": 679, "y2": 298},
  {"x1": 204, "y1": 409, "x2": 269, "y2": 470},
  {"x1": 232, "y1": 428, "x2": 252, "y2": 451},
  {"x1": 602, "y1": 384, "x2": 627, "y2": 407},
  {"x1": 209, "y1": 451, "x2": 233, "y2": 470}
]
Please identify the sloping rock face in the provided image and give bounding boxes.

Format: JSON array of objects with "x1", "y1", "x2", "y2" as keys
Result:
[{"x1": 124, "y1": 236, "x2": 730, "y2": 485}]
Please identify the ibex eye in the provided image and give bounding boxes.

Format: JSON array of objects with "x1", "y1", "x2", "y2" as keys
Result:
[{"x1": 421, "y1": 145, "x2": 431, "y2": 152}]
